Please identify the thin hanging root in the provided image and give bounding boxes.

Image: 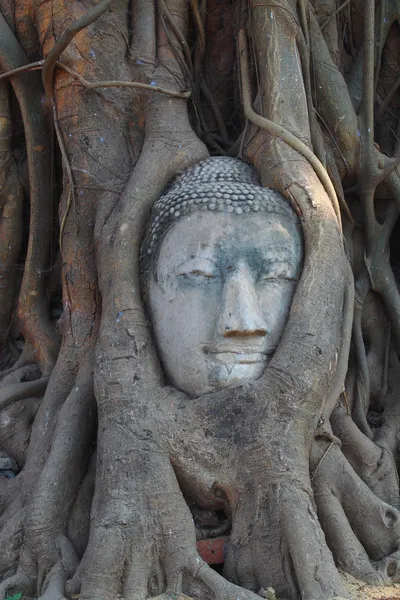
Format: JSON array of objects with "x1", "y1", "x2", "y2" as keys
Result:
[
  {"x1": 377, "y1": 72, "x2": 400, "y2": 122},
  {"x1": 56, "y1": 61, "x2": 191, "y2": 98},
  {"x1": 159, "y1": 0, "x2": 193, "y2": 77},
  {"x1": 188, "y1": 0, "x2": 232, "y2": 148},
  {"x1": 321, "y1": 0, "x2": 351, "y2": 30},
  {"x1": 0, "y1": 13, "x2": 59, "y2": 373},
  {"x1": 0, "y1": 59, "x2": 44, "y2": 81},
  {"x1": 238, "y1": 28, "x2": 342, "y2": 232},
  {"x1": 41, "y1": 0, "x2": 109, "y2": 265},
  {"x1": 0, "y1": 82, "x2": 23, "y2": 360},
  {"x1": 296, "y1": 14, "x2": 355, "y2": 224},
  {"x1": 352, "y1": 274, "x2": 373, "y2": 437},
  {"x1": 41, "y1": 0, "x2": 112, "y2": 104},
  {"x1": 361, "y1": 0, "x2": 375, "y2": 162},
  {"x1": 190, "y1": 0, "x2": 205, "y2": 60},
  {"x1": 0, "y1": 60, "x2": 191, "y2": 98}
]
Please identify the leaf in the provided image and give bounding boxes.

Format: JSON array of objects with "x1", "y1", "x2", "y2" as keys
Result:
[{"x1": 5, "y1": 593, "x2": 23, "y2": 600}]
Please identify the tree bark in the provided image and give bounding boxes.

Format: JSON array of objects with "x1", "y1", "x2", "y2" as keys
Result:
[{"x1": 1, "y1": 1, "x2": 400, "y2": 599}]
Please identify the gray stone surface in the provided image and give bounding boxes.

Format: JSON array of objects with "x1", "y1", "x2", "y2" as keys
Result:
[{"x1": 142, "y1": 158, "x2": 303, "y2": 397}]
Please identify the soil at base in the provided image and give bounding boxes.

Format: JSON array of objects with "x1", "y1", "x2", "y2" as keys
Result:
[
  {"x1": 340, "y1": 572, "x2": 400, "y2": 600},
  {"x1": 17, "y1": 572, "x2": 400, "y2": 600}
]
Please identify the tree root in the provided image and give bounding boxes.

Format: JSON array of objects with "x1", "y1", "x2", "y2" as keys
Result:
[
  {"x1": 0, "y1": 353, "x2": 84, "y2": 588},
  {"x1": 238, "y1": 27, "x2": 342, "y2": 231},
  {"x1": 2, "y1": 363, "x2": 41, "y2": 384},
  {"x1": 0, "y1": 114, "x2": 23, "y2": 362},
  {"x1": 0, "y1": 376, "x2": 48, "y2": 412},
  {"x1": 150, "y1": 595, "x2": 194, "y2": 600},
  {"x1": 0, "y1": 572, "x2": 34, "y2": 600},
  {"x1": 69, "y1": 451, "x2": 262, "y2": 600},
  {"x1": 0, "y1": 508, "x2": 24, "y2": 579},
  {"x1": 67, "y1": 449, "x2": 96, "y2": 557},
  {"x1": 0, "y1": 546, "x2": 36, "y2": 600},
  {"x1": 26, "y1": 374, "x2": 96, "y2": 573},
  {"x1": 0, "y1": 12, "x2": 59, "y2": 373},
  {"x1": 56, "y1": 61, "x2": 191, "y2": 99},
  {"x1": 38, "y1": 535, "x2": 79, "y2": 600},
  {"x1": 0, "y1": 397, "x2": 41, "y2": 468},
  {"x1": 3, "y1": 3, "x2": 399, "y2": 600},
  {"x1": 313, "y1": 440, "x2": 400, "y2": 584},
  {"x1": 223, "y1": 477, "x2": 348, "y2": 600},
  {"x1": 331, "y1": 405, "x2": 400, "y2": 505},
  {"x1": 0, "y1": 343, "x2": 37, "y2": 379},
  {"x1": 41, "y1": 0, "x2": 112, "y2": 105}
]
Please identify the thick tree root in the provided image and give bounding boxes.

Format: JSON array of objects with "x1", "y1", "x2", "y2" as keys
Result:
[
  {"x1": 331, "y1": 404, "x2": 400, "y2": 505},
  {"x1": 0, "y1": 377, "x2": 48, "y2": 412},
  {"x1": 0, "y1": 157, "x2": 23, "y2": 364},
  {"x1": 26, "y1": 374, "x2": 96, "y2": 573},
  {"x1": 71, "y1": 497, "x2": 263, "y2": 600},
  {"x1": 313, "y1": 440, "x2": 400, "y2": 583},
  {"x1": 0, "y1": 343, "x2": 37, "y2": 379},
  {"x1": 0, "y1": 508, "x2": 24, "y2": 579},
  {"x1": 0, "y1": 547, "x2": 36, "y2": 600},
  {"x1": 67, "y1": 449, "x2": 96, "y2": 557},
  {"x1": 222, "y1": 479, "x2": 348, "y2": 600},
  {"x1": 0, "y1": 397, "x2": 41, "y2": 467},
  {"x1": 0, "y1": 12, "x2": 59, "y2": 373},
  {"x1": 38, "y1": 535, "x2": 79, "y2": 600},
  {"x1": 1, "y1": 363, "x2": 41, "y2": 384},
  {"x1": 0, "y1": 573, "x2": 34, "y2": 600}
]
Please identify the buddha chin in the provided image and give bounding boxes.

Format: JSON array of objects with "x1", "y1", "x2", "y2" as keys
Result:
[{"x1": 207, "y1": 354, "x2": 268, "y2": 391}]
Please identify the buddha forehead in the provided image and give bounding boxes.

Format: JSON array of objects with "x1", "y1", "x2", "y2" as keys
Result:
[
  {"x1": 140, "y1": 156, "x2": 301, "y2": 276},
  {"x1": 155, "y1": 210, "x2": 302, "y2": 279}
]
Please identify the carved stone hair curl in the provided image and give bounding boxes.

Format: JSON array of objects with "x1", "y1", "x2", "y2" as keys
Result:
[{"x1": 140, "y1": 156, "x2": 300, "y2": 281}]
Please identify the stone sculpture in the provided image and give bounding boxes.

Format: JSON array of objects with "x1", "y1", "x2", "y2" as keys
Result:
[{"x1": 141, "y1": 157, "x2": 303, "y2": 396}]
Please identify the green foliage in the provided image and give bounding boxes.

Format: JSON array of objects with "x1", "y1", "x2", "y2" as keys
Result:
[{"x1": 5, "y1": 593, "x2": 23, "y2": 600}]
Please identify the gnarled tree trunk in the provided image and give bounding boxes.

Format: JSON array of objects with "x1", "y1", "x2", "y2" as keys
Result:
[{"x1": 0, "y1": 1, "x2": 400, "y2": 599}]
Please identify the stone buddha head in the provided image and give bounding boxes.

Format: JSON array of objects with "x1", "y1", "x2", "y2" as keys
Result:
[{"x1": 140, "y1": 157, "x2": 303, "y2": 398}]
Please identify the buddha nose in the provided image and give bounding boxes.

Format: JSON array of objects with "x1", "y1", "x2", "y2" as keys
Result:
[{"x1": 217, "y1": 263, "x2": 268, "y2": 337}]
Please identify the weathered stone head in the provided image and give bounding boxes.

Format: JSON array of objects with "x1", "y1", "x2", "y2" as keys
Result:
[{"x1": 140, "y1": 157, "x2": 303, "y2": 397}]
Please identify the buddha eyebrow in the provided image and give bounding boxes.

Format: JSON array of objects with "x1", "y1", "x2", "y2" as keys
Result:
[
  {"x1": 176, "y1": 255, "x2": 219, "y2": 268},
  {"x1": 261, "y1": 255, "x2": 298, "y2": 266},
  {"x1": 188, "y1": 251, "x2": 212, "y2": 257},
  {"x1": 185, "y1": 253, "x2": 219, "y2": 262}
]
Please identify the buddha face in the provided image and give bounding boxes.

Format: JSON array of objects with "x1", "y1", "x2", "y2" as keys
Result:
[{"x1": 146, "y1": 210, "x2": 302, "y2": 397}]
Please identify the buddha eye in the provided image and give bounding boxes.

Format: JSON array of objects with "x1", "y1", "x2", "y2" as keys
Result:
[
  {"x1": 176, "y1": 258, "x2": 220, "y2": 282},
  {"x1": 181, "y1": 270, "x2": 217, "y2": 280},
  {"x1": 259, "y1": 269, "x2": 296, "y2": 283},
  {"x1": 258, "y1": 259, "x2": 298, "y2": 283}
]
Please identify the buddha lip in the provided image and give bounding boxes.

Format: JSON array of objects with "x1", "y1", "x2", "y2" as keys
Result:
[{"x1": 203, "y1": 344, "x2": 276, "y2": 355}]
